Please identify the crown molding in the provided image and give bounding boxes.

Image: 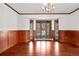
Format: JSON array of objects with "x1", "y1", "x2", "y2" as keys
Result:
[
  {"x1": 70, "y1": 8, "x2": 79, "y2": 14},
  {"x1": 4, "y1": 3, "x2": 79, "y2": 15},
  {"x1": 20, "y1": 13, "x2": 70, "y2": 15},
  {"x1": 4, "y1": 3, "x2": 20, "y2": 14}
]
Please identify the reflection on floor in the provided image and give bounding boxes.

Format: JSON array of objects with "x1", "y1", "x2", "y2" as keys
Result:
[{"x1": 0, "y1": 41, "x2": 79, "y2": 56}]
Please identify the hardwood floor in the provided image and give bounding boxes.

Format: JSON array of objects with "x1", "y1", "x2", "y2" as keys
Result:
[{"x1": 0, "y1": 41, "x2": 79, "y2": 56}]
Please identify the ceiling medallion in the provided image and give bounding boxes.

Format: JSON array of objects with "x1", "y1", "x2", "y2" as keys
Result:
[{"x1": 42, "y1": 3, "x2": 55, "y2": 13}]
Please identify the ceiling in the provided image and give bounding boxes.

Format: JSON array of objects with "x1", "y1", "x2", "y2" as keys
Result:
[{"x1": 7, "y1": 3, "x2": 79, "y2": 14}]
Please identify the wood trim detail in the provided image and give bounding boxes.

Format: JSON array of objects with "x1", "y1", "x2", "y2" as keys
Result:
[
  {"x1": 0, "y1": 31, "x2": 18, "y2": 54},
  {"x1": 4, "y1": 3, "x2": 20, "y2": 14},
  {"x1": 17, "y1": 30, "x2": 30, "y2": 43},
  {"x1": 1, "y1": 30, "x2": 79, "y2": 54},
  {"x1": 59, "y1": 30, "x2": 79, "y2": 47},
  {"x1": 4, "y1": 3, "x2": 79, "y2": 15},
  {"x1": 70, "y1": 8, "x2": 79, "y2": 14},
  {"x1": 20, "y1": 13, "x2": 70, "y2": 15}
]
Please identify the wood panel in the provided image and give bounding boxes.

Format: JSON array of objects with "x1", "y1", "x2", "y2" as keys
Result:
[
  {"x1": 0, "y1": 31, "x2": 18, "y2": 54},
  {"x1": 0, "y1": 30, "x2": 79, "y2": 54},
  {"x1": 25, "y1": 30, "x2": 30, "y2": 42},
  {"x1": 59, "y1": 30, "x2": 79, "y2": 47},
  {"x1": 17, "y1": 30, "x2": 30, "y2": 42},
  {"x1": 0, "y1": 30, "x2": 30, "y2": 54},
  {"x1": 8, "y1": 31, "x2": 18, "y2": 47},
  {"x1": 0, "y1": 31, "x2": 8, "y2": 53}
]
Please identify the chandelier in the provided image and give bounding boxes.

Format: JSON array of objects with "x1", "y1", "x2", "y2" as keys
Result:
[{"x1": 42, "y1": 3, "x2": 55, "y2": 13}]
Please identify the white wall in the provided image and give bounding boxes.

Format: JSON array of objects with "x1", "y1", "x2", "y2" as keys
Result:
[
  {"x1": 19, "y1": 10, "x2": 79, "y2": 30},
  {"x1": 59, "y1": 10, "x2": 79, "y2": 30},
  {"x1": 19, "y1": 15, "x2": 69, "y2": 30},
  {"x1": 18, "y1": 15, "x2": 30, "y2": 30},
  {"x1": 68, "y1": 10, "x2": 79, "y2": 30},
  {"x1": 0, "y1": 4, "x2": 18, "y2": 30}
]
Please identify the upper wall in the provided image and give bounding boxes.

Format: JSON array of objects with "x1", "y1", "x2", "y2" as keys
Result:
[
  {"x1": 0, "y1": 4, "x2": 19, "y2": 30},
  {"x1": 19, "y1": 9, "x2": 79, "y2": 30},
  {"x1": 18, "y1": 16, "x2": 30, "y2": 30},
  {"x1": 0, "y1": 3, "x2": 79, "y2": 30},
  {"x1": 59, "y1": 10, "x2": 79, "y2": 30},
  {"x1": 70, "y1": 10, "x2": 79, "y2": 30},
  {"x1": 19, "y1": 14, "x2": 70, "y2": 30}
]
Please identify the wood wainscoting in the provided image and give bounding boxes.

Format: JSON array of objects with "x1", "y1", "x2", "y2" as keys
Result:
[
  {"x1": 0, "y1": 31, "x2": 18, "y2": 53},
  {"x1": 59, "y1": 30, "x2": 79, "y2": 47},
  {"x1": 0, "y1": 30, "x2": 30, "y2": 54},
  {"x1": 0, "y1": 30, "x2": 79, "y2": 54},
  {"x1": 17, "y1": 30, "x2": 30, "y2": 43}
]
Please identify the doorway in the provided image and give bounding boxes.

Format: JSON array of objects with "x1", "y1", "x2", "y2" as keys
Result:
[
  {"x1": 36, "y1": 21, "x2": 51, "y2": 40},
  {"x1": 30, "y1": 20, "x2": 59, "y2": 41}
]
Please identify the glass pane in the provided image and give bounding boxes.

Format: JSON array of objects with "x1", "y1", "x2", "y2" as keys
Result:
[
  {"x1": 36, "y1": 21, "x2": 51, "y2": 39},
  {"x1": 36, "y1": 23, "x2": 41, "y2": 38},
  {"x1": 30, "y1": 22, "x2": 33, "y2": 40},
  {"x1": 41, "y1": 23, "x2": 46, "y2": 38},
  {"x1": 47, "y1": 23, "x2": 50, "y2": 32},
  {"x1": 46, "y1": 23, "x2": 50, "y2": 38}
]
